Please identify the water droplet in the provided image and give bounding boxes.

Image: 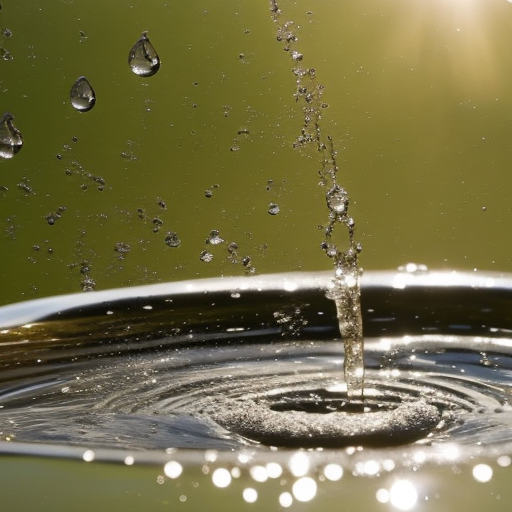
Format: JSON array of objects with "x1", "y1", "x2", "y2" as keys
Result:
[
  {"x1": 0, "y1": 112, "x2": 23, "y2": 159},
  {"x1": 268, "y1": 202, "x2": 280, "y2": 215},
  {"x1": 114, "y1": 242, "x2": 131, "y2": 259},
  {"x1": 200, "y1": 250, "x2": 213, "y2": 262},
  {"x1": 81, "y1": 276, "x2": 96, "y2": 292},
  {"x1": 70, "y1": 76, "x2": 96, "y2": 112},
  {"x1": 165, "y1": 232, "x2": 181, "y2": 248},
  {"x1": 291, "y1": 50, "x2": 303, "y2": 61},
  {"x1": 128, "y1": 32, "x2": 160, "y2": 77},
  {"x1": 227, "y1": 242, "x2": 239, "y2": 254},
  {"x1": 152, "y1": 217, "x2": 163, "y2": 233},
  {"x1": 206, "y1": 229, "x2": 225, "y2": 245},
  {"x1": 326, "y1": 185, "x2": 349, "y2": 216}
]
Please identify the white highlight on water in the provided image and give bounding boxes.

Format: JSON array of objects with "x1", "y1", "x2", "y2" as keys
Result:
[
  {"x1": 472, "y1": 463, "x2": 493, "y2": 483},
  {"x1": 211, "y1": 468, "x2": 232, "y2": 488},
  {"x1": 164, "y1": 461, "x2": 183, "y2": 479},
  {"x1": 292, "y1": 477, "x2": 317, "y2": 502}
]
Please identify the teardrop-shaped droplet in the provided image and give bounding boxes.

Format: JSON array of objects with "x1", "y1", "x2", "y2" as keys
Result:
[
  {"x1": 70, "y1": 76, "x2": 96, "y2": 112},
  {"x1": 0, "y1": 112, "x2": 23, "y2": 159},
  {"x1": 128, "y1": 32, "x2": 160, "y2": 77}
]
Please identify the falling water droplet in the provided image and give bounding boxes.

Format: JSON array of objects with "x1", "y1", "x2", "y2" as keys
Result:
[
  {"x1": 70, "y1": 77, "x2": 96, "y2": 112},
  {"x1": 165, "y1": 232, "x2": 181, "y2": 248},
  {"x1": 200, "y1": 250, "x2": 214, "y2": 262},
  {"x1": 268, "y1": 203, "x2": 280, "y2": 215},
  {"x1": 0, "y1": 112, "x2": 23, "y2": 159},
  {"x1": 128, "y1": 32, "x2": 160, "y2": 77},
  {"x1": 326, "y1": 185, "x2": 349, "y2": 216},
  {"x1": 206, "y1": 230, "x2": 225, "y2": 245}
]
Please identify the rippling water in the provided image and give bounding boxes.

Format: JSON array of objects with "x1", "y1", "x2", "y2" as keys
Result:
[{"x1": 2, "y1": 270, "x2": 512, "y2": 466}]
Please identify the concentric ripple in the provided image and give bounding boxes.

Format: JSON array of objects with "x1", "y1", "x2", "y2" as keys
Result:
[{"x1": 1, "y1": 271, "x2": 512, "y2": 457}]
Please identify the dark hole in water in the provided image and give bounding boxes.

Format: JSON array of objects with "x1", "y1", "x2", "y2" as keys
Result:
[{"x1": 268, "y1": 389, "x2": 403, "y2": 414}]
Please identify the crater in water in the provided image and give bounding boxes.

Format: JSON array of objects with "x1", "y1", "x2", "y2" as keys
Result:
[{"x1": 1, "y1": 269, "x2": 512, "y2": 464}]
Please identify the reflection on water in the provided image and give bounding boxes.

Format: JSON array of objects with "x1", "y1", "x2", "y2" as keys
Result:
[
  {"x1": 3, "y1": 271, "x2": 512, "y2": 467},
  {"x1": 15, "y1": 441, "x2": 503, "y2": 511}
]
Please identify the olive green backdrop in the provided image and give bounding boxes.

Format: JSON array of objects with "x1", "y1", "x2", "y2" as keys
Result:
[{"x1": 1, "y1": 0, "x2": 512, "y2": 306}]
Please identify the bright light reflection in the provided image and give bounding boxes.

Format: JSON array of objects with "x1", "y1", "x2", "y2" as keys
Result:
[
  {"x1": 289, "y1": 452, "x2": 310, "y2": 477},
  {"x1": 164, "y1": 461, "x2": 183, "y2": 479},
  {"x1": 266, "y1": 462, "x2": 283, "y2": 478},
  {"x1": 212, "y1": 468, "x2": 232, "y2": 488},
  {"x1": 376, "y1": 488, "x2": 390, "y2": 504},
  {"x1": 355, "y1": 460, "x2": 381, "y2": 476},
  {"x1": 413, "y1": 451, "x2": 427, "y2": 464},
  {"x1": 389, "y1": 480, "x2": 418, "y2": 511},
  {"x1": 204, "y1": 450, "x2": 218, "y2": 463},
  {"x1": 243, "y1": 488, "x2": 258, "y2": 503},
  {"x1": 238, "y1": 452, "x2": 252, "y2": 464},
  {"x1": 497, "y1": 455, "x2": 512, "y2": 467},
  {"x1": 82, "y1": 450, "x2": 95, "y2": 462},
  {"x1": 441, "y1": 444, "x2": 460, "y2": 461},
  {"x1": 324, "y1": 463, "x2": 343, "y2": 481},
  {"x1": 383, "y1": 459, "x2": 396, "y2": 472},
  {"x1": 279, "y1": 492, "x2": 293, "y2": 508},
  {"x1": 250, "y1": 465, "x2": 268, "y2": 482},
  {"x1": 292, "y1": 477, "x2": 317, "y2": 502},
  {"x1": 472, "y1": 463, "x2": 493, "y2": 483}
]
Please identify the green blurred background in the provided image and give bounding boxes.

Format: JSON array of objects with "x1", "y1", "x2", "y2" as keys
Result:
[{"x1": 1, "y1": 0, "x2": 512, "y2": 306}]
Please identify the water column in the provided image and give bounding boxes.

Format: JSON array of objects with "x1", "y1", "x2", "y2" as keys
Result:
[{"x1": 270, "y1": 1, "x2": 364, "y2": 398}]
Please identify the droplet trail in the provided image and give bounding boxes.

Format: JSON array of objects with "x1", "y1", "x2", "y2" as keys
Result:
[
  {"x1": 70, "y1": 77, "x2": 96, "y2": 112},
  {"x1": 128, "y1": 32, "x2": 160, "y2": 77},
  {"x1": 0, "y1": 112, "x2": 23, "y2": 159}
]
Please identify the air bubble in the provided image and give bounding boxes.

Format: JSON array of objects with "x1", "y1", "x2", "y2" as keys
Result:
[
  {"x1": 0, "y1": 112, "x2": 23, "y2": 159},
  {"x1": 128, "y1": 32, "x2": 160, "y2": 77},
  {"x1": 70, "y1": 77, "x2": 96, "y2": 113}
]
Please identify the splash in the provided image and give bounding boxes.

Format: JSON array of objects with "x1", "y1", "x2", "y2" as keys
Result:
[{"x1": 270, "y1": 1, "x2": 364, "y2": 398}]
